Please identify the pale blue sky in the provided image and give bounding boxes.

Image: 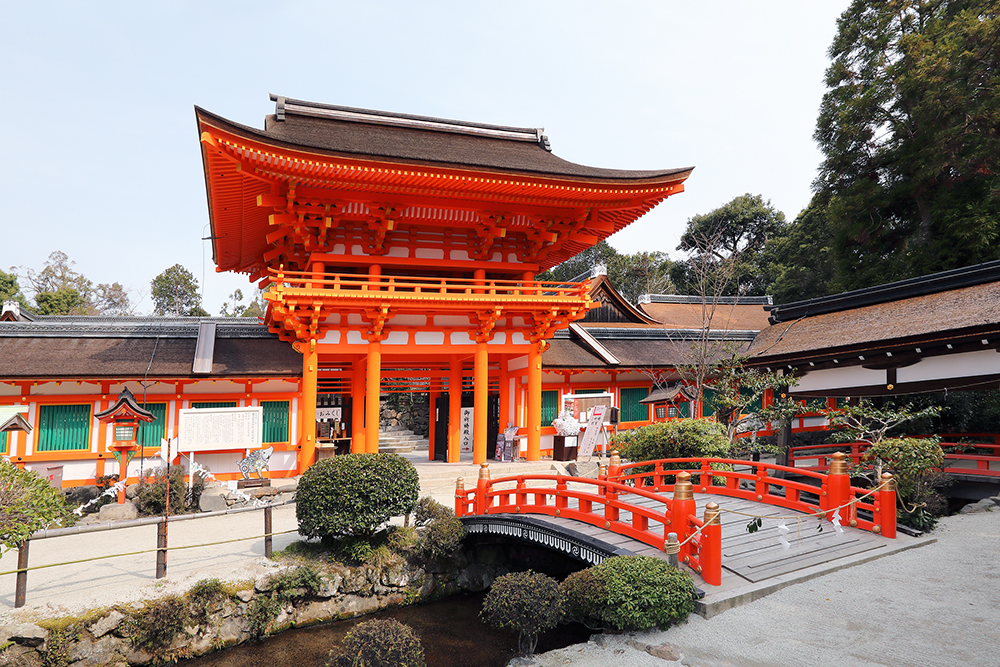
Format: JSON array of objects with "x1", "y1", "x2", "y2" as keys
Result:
[{"x1": 0, "y1": 1, "x2": 850, "y2": 315}]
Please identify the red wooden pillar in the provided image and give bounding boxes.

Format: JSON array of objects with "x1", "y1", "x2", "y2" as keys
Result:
[
  {"x1": 878, "y1": 472, "x2": 897, "y2": 538},
  {"x1": 701, "y1": 502, "x2": 722, "y2": 585},
  {"x1": 827, "y1": 452, "x2": 851, "y2": 522},
  {"x1": 448, "y1": 355, "x2": 462, "y2": 463},
  {"x1": 351, "y1": 355, "x2": 366, "y2": 453},
  {"x1": 527, "y1": 342, "x2": 542, "y2": 461},
  {"x1": 474, "y1": 341, "x2": 488, "y2": 464},
  {"x1": 365, "y1": 340, "x2": 381, "y2": 454},
  {"x1": 671, "y1": 471, "x2": 696, "y2": 562}
]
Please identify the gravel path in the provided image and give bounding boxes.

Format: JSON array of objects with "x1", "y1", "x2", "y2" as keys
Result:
[{"x1": 527, "y1": 510, "x2": 1000, "y2": 667}]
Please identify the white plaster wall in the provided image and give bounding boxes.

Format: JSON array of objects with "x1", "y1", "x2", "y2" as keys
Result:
[
  {"x1": 508, "y1": 355, "x2": 528, "y2": 371},
  {"x1": 111, "y1": 381, "x2": 174, "y2": 395},
  {"x1": 383, "y1": 331, "x2": 409, "y2": 345},
  {"x1": 184, "y1": 381, "x2": 245, "y2": 395},
  {"x1": 415, "y1": 332, "x2": 446, "y2": 345},
  {"x1": 897, "y1": 349, "x2": 1000, "y2": 384},
  {"x1": 794, "y1": 367, "x2": 886, "y2": 393},
  {"x1": 415, "y1": 248, "x2": 444, "y2": 259},
  {"x1": 0, "y1": 383, "x2": 20, "y2": 396}
]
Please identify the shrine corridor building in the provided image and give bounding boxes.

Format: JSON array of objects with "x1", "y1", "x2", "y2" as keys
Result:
[{"x1": 0, "y1": 96, "x2": 697, "y2": 484}]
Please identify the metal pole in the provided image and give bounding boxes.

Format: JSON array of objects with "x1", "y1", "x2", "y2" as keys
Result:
[
  {"x1": 14, "y1": 540, "x2": 29, "y2": 608},
  {"x1": 264, "y1": 505, "x2": 273, "y2": 559}
]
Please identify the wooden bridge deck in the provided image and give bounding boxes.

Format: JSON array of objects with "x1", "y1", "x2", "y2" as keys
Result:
[{"x1": 499, "y1": 489, "x2": 890, "y2": 586}]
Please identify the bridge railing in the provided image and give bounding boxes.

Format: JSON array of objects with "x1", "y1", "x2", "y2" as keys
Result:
[
  {"x1": 454, "y1": 462, "x2": 722, "y2": 585},
  {"x1": 789, "y1": 439, "x2": 1000, "y2": 479},
  {"x1": 610, "y1": 453, "x2": 897, "y2": 538}
]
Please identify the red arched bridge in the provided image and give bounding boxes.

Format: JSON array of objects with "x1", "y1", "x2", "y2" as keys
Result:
[{"x1": 455, "y1": 452, "x2": 898, "y2": 587}]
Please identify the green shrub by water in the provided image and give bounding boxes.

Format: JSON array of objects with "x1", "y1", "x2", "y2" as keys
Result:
[
  {"x1": 480, "y1": 570, "x2": 563, "y2": 656},
  {"x1": 297, "y1": 453, "x2": 419, "y2": 540},
  {"x1": 326, "y1": 618, "x2": 425, "y2": 667},
  {"x1": 561, "y1": 555, "x2": 695, "y2": 631}
]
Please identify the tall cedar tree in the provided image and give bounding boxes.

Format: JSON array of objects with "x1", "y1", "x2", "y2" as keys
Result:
[{"x1": 814, "y1": 0, "x2": 1000, "y2": 289}]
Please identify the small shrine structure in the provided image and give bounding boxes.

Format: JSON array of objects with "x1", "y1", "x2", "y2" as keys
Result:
[{"x1": 196, "y1": 96, "x2": 691, "y2": 470}]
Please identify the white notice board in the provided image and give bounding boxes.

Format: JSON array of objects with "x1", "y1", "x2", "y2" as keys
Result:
[{"x1": 178, "y1": 407, "x2": 263, "y2": 452}]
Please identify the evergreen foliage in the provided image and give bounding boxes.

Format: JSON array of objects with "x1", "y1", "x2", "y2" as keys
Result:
[
  {"x1": 150, "y1": 264, "x2": 206, "y2": 316},
  {"x1": 296, "y1": 453, "x2": 420, "y2": 539},
  {"x1": 480, "y1": 570, "x2": 564, "y2": 656},
  {"x1": 561, "y1": 556, "x2": 695, "y2": 631},
  {"x1": 0, "y1": 460, "x2": 69, "y2": 553},
  {"x1": 327, "y1": 618, "x2": 426, "y2": 667},
  {"x1": 814, "y1": 0, "x2": 1000, "y2": 290}
]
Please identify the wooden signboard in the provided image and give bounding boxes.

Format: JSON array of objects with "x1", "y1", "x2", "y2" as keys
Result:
[
  {"x1": 178, "y1": 407, "x2": 263, "y2": 452},
  {"x1": 578, "y1": 404, "x2": 607, "y2": 458}
]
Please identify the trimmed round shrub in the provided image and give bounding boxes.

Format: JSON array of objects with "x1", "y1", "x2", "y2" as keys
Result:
[
  {"x1": 327, "y1": 618, "x2": 425, "y2": 667},
  {"x1": 480, "y1": 570, "x2": 563, "y2": 656},
  {"x1": 297, "y1": 453, "x2": 419, "y2": 540},
  {"x1": 560, "y1": 567, "x2": 606, "y2": 626},
  {"x1": 611, "y1": 419, "x2": 731, "y2": 463},
  {"x1": 412, "y1": 497, "x2": 466, "y2": 562},
  {"x1": 584, "y1": 555, "x2": 695, "y2": 631}
]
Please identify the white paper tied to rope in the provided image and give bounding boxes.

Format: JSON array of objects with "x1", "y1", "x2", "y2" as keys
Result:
[
  {"x1": 831, "y1": 509, "x2": 845, "y2": 536},
  {"x1": 73, "y1": 479, "x2": 128, "y2": 516},
  {"x1": 776, "y1": 522, "x2": 791, "y2": 550},
  {"x1": 189, "y1": 460, "x2": 268, "y2": 509}
]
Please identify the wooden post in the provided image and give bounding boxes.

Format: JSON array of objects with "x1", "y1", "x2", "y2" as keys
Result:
[
  {"x1": 455, "y1": 478, "x2": 465, "y2": 517},
  {"x1": 665, "y1": 532, "x2": 679, "y2": 569},
  {"x1": 365, "y1": 340, "x2": 381, "y2": 454},
  {"x1": 14, "y1": 540, "x2": 28, "y2": 608},
  {"x1": 155, "y1": 521, "x2": 167, "y2": 579},
  {"x1": 671, "y1": 471, "x2": 696, "y2": 562},
  {"x1": 300, "y1": 340, "x2": 319, "y2": 472},
  {"x1": 608, "y1": 450, "x2": 621, "y2": 482},
  {"x1": 701, "y1": 502, "x2": 722, "y2": 586},
  {"x1": 527, "y1": 341, "x2": 542, "y2": 462},
  {"x1": 555, "y1": 478, "x2": 568, "y2": 511},
  {"x1": 598, "y1": 462, "x2": 608, "y2": 496},
  {"x1": 878, "y1": 472, "x2": 897, "y2": 538},
  {"x1": 352, "y1": 355, "x2": 366, "y2": 453},
  {"x1": 476, "y1": 463, "x2": 490, "y2": 515},
  {"x1": 474, "y1": 341, "x2": 488, "y2": 465},
  {"x1": 264, "y1": 504, "x2": 273, "y2": 558},
  {"x1": 448, "y1": 355, "x2": 462, "y2": 463},
  {"x1": 827, "y1": 452, "x2": 850, "y2": 522}
]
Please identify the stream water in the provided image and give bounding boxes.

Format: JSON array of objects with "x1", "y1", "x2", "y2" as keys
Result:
[{"x1": 178, "y1": 593, "x2": 592, "y2": 667}]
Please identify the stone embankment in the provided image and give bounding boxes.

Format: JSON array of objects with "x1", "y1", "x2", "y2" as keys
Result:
[{"x1": 0, "y1": 549, "x2": 507, "y2": 666}]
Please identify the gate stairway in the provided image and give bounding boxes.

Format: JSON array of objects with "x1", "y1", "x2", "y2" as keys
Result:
[{"x1": 378, "y1": 429, "x2": 429, "y2": 453}]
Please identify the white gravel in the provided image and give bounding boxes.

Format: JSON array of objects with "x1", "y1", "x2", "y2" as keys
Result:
[{"x1": 528, "y1": 510, "x2": 1000, "y2": 667}]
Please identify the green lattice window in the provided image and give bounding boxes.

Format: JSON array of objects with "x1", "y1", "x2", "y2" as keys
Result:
[
  {"x1": 262, "y1": 401, "x2": 290, "y2": 443},
  {"x1": 574, "y1": 389, "x2": 604, "y2": 395},
  {"x1": 1, "y1": 432, "x2": 7, "y2": 454},
  {"x1": 37, "y1": 404, "x2": 91, "y2": 452},
  {"x1": 137, "y1": 403, "x2": 167, "y2": 448},
  {"x1": 191, "y1": 401, "x2": 238, "y2": 409},
  {"x1": 677, "y1": 401, "x2": 691, "y2": 418},
  {"x1": 740, "y1": 387, "x2": 762, "y2": 412},
  {"x1": 619, "y1": 387, "x2": 650, "y2": 423},
  {"x1": 701, "y1": 388, "x2": 716, "y2": 417},
  {"x1": 540, "y1": 391, "x2": 559, "y2": 426}
]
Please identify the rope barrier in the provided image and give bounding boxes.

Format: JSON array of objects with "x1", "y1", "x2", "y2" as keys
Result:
[
  {"x1": 713, "y1": 480, "x2": 888, "y2": 523},
  {"x1": 0, "y1": 529, "x2": 299, "y2": 577}
]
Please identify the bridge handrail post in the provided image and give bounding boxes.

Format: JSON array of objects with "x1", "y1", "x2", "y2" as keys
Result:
[
  {"x1": 555, "y1": 478, "x2": 568, "y2": 510},
  {"x1": 877, "y1": 473, "x2": 897, "y2": 538},
  {"x1": 699, "y1": 460, "x2": 713, "y2": 491},
  {"x1": 598, "y1": 463, "x2": 608, "y2": 497},
  {"x1": 516, "y1": 478, "x2": 528, "y2": 507},
  {"x1": 654, "y1": 461, "x2": 665, "y2": 491},
  {"x1": 605, "y1": 481, "x2": 620, "y2": 523},
  {"x1": 701, "y1": 503, "x2": 722, "y2": 586},
  {"x1": 671, "y1": 471, "x2": 695, "y2": 562},
  {"x1": 608, "y1": 450, "x2": 621, "y2": 481},
  {"x1": 754, "y1": 464, "x2": 769, "y2": 502},
  {"x1": 827, "y1": 452, "x2": 851, "y2": 522},
  {"x1": 455, "y1": 477, "x2": 466, "y2": 517},
  {"x1": 476, "y1": 463, "x2": 491, "y2": 515}
]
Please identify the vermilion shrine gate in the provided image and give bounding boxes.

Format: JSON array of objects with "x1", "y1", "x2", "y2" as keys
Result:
[{"x1": 196, "y1": 96, "x2": 691, "y2": 472}]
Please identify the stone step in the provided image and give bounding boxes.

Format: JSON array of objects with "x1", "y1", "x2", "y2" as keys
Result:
[
  {"x1": 380, "y1": 440, "x2": 429, "y2": 454},
  {"x1": 379, "y1": 435, "x2": 427, "y2": 444}
]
